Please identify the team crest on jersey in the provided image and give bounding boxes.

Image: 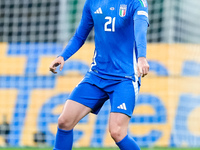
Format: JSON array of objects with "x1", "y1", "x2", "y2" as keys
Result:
[{"x1": 119, "y1": 4, "x2": 127, "y2": 17}]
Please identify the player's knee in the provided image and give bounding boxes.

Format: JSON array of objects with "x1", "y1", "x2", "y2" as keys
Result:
[
  {"x1": 57, "y1": 115, "x2": 74, "y2": 130},
  {"x1": 109, "y1": 126, "x2": 123, "y2": 142}
]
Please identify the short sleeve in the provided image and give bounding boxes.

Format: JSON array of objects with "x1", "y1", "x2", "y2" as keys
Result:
[{"x1": 133, "y1": 0, "x2": 149, "y2": 25}]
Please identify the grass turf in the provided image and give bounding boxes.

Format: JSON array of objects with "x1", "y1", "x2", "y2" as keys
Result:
[{"x1": 0, "y1": 148, "x2": 200, "y2": 150}]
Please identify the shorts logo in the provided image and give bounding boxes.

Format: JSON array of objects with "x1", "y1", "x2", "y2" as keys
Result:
[
  {"x1": 119, "y1": 4, "x2": 127, "y2": 17},
  {"x1": 117, "y1": 103, "x2": 127, "y2": 110}
]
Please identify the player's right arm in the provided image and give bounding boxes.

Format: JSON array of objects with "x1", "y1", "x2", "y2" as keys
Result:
[
  {"x1": 49, "y1": 56, "x2": 64, "y2": 74},
  {"x1": 49, "y1": 0, "x2": 93, "y2": 74}
]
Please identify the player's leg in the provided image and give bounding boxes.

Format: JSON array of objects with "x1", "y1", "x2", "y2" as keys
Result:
[
  {"x1": 109, "y1": 113, "x2": 140, "y2": 150},
  {"x1": 53, "y1": 74, "x2": 108, "y2": 150},
  {"x1": 53, "y1": 100, "x2": 91, "y2": 150},
  {"x1": 108, "y1": 79, "x2": 140, "y2": 150},
  {"x1": 108, "y1": 112, "x2": 129, "y2": 142},
  {"x1": 58, "y1": 100, "x2": 91, "y2": 130}
]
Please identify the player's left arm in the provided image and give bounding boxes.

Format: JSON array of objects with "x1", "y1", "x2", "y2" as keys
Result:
[
  {"x1": 133, "y1": 0, "x2": 149, "y2": 77},
  {"x1": 135, "y1": 19, "x2": 149, "y2": 77}
]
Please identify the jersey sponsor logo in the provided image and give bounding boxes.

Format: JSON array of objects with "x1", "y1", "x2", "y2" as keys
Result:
[
  {"x1": 137, "y1": 11, "x2": 148, "y2": 17},
  {"x1": 110, "y1": 7, "x2": 115, "y2": 10},
  {"x1": 139, "y1": 0, "x2": 147, "y2": 7},
  {"x1": 119, "y1": 4, "x2": 127, "y2": 17},
  {"x1": 94, "y1": 7, "x2": 103, "y2": 14},
  {"x1": 117, "y1": 103, "x2": 127, "y2": 110}
]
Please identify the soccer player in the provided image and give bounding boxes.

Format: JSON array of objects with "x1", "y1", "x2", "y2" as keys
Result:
[{"x1": 49, "y1": 0, "x2": 149, "y2": 149}]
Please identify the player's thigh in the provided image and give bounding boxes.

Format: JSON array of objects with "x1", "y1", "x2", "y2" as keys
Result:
[
  {"x1": 58, "y1": 81, "x2": 108, "y2": 129},
  {"x1": 108, "y1": 112, "x2": 130, "y2": 142},
  {"x1": 58, "y1": 99, "x2": 91, "y2": 129},
  {"x1": 109, "y1": 80, "x2": 139, "y2": 117},
  {"x1": 109, "y1": 112, "x2": 130, "y2": 130},
  {"x1": 69, "y1": 82, "x2": 108, "y2": 115}
]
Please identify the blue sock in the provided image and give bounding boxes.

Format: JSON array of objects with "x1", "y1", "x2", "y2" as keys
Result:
[
  {"x1": 53, "y1": 128, "x2": 73, "y2": 150},
  {"x1": 116, "y1": 135, "x2": 140, "y2": 150}
]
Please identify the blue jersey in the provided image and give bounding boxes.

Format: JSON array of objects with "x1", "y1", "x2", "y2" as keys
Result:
[{"x1": 60, "y1": 0, "x2": 149, "y2": 82}]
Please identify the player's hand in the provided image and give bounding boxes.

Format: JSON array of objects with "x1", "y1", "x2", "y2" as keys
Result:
[
  {"x1": 49, "y1": 56, "x2": 65, "y2": 74},
  {"x1": 137, "y1": 57, "x2": 149, "y2": 77}
]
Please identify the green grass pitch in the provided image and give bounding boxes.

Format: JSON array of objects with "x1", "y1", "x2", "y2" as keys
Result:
[{"x1": 0, "y1": 148, "x2": 199, "y2": 150}]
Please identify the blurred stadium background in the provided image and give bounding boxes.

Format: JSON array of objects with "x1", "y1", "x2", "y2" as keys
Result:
[{"x1": 0, "y1": 0, "x2": 200, "y2": 149}]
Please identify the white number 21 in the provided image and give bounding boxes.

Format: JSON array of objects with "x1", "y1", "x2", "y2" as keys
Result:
[{"x1": 104, "y1": 16, "x2": 116, "y2": 32}]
